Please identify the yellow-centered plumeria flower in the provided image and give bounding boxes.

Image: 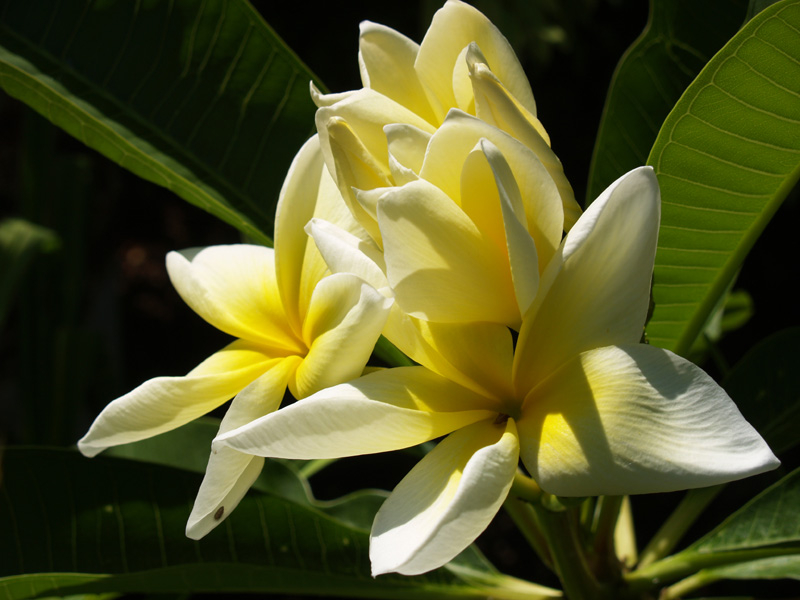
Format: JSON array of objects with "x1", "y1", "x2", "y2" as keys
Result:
[
  {"x1": 78, "y1": 136, "x2": 392, "y2": 539},
  {"x1": 311, "y1": 0, "x2": 582, "y2": 250},
  {"x1": 215, "y1": 167, "x2": 779, "y2": 576}
]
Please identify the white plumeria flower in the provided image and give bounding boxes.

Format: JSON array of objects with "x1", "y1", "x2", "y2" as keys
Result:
[
  {"x1": 78, "y1": 136, "x2": 392, "y2": 539},
  {"x1": 214, "y1": 167, "x2": 779, "y2": 576}
]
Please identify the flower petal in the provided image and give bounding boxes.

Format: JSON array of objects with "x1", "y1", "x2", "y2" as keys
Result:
[
  {"x1": 378, "y1": 178, "x2": 518, "y2": 325},
  {"x1": 370, "y1": 418, "x2": 519, "y2": 576},
  {"x1": 305, "y1": 218, "x2": 389, "y2": 293},
  {"x1": 186, "y1": 356, "x2": 300, "y2": 539},
  {"x1": 383, "y1": 314, "x2": 515, "y2": 403},
  {"x1": 78, "y1": 341, "x2": 278, "y2": 456},
  {"x1": 480, "y1": 139, "x2": 540, "y2": 317},
  {"x1": 517, "y1": 344, "x2": 780, "y2": 496},
  {"x1": 514, "y1": 167, "x2": 660, "y2": 395},
  {"x1": 421, "y1": 110, "x2": 564, "y2": 268},
  {"x1": 214, "y1": 366, "x2": 495, "y2": 459},
  {"x1": 415, "y1": 0, "x2": 536, "y2": 122},
  {"x1": 274, "y1": 135, "x2": 362, "y2": 326},
  {"x1": 166, "y1": 245, "x2": 302, "y2": 353},
  {"x1": 358, "y1": 21, "x2": 437, "y2": 125},
  {"x1": 294, "y1": 273, "x2": 393, "y2": 397},
  {"x1": 469, "y1": 60, "x2": 580, "y2": 230}
]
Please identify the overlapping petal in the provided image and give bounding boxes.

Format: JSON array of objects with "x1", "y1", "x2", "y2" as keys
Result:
[
  {"x1": 517, "y1": 344, "x2": 780, "y2": 496},
  {"x1": 166, "y1": 245, "x2": 302, "y2": 353},
  {"x1": 514, "y1": 167, "x2": 660, "y2": 394},
  {"x1": 186, "y1": 356, "x2": 300, "y2": 539},
  {"x1": 293, "y1": 273, "x2": 392, "y2": 398},
  {"x1": 415, "y1": 0, "x2": 536, "y2": 122},
  {"x1": 378, "y1": 178, "x2": 518, "y2": 325},
  {"x1": 358, "y1": 21, "x2": 437, "y2": 124},
  {"x1": 370, "y1": 418, "x2": 519, "y2": 576},
  {"x1": 78, "y1": 341, "x2": 280, "y2": 457},
  {"x1": 214, "y1": 366, "x2": 496, "y2": 459}
]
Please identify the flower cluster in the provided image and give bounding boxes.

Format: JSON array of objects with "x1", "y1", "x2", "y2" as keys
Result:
[{"x1": 79, "y1": 0, "x2": 778, "y2": 577}]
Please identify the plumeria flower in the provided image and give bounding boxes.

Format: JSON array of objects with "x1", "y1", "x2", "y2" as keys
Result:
[
  {"x1": 312, "y1": 0, "x2": 581, "y2": 245},
  {"x1": 214, "y1": 167, "x2": 779, "y2": 576},
  {"x1": 309, "y1": 116, "x2": 566, "y2": 330},
  {"x1": 78, "y1": 136, "x2": 392, "y2": 539}
]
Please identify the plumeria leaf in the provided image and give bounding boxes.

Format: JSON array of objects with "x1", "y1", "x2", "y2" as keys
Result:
[
  {"x1": 696, "y1": 554, "x2": 800, "y2": 581},
  {"x1": 645, "y1": 0, "x2": 800, "y2": 354},
  {"x1": 587, "y1": 0, "x2": 748, "y2": 203},
  {"x1": 686, "y1": 467, "x2": 800, "y2": 553},
  {"x1": 723, "y1": 328, "x2": 800, "y2": 455},
  {"x1": 0, "y1": 448, "x2": 556, "y2": 600},
  {"x1": 0, "y1": 0, "x2": 322, "y2": 245}
]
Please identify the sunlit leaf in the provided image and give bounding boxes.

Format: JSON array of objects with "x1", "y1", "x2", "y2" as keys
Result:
[
  {"x1": 645, "y1": 0, "x2": 800, "y2": 354},
  {"x1": 586, "y1": 0, "x2": 747, "y2": 203},
  {"x1": 699, "y1": 554, "x2": 800, "y2": 580},
  {"x1": 0, "y1": 0, "x2": 323, "y2": 245}
]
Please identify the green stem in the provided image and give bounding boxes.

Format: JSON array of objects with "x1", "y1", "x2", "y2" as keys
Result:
[
  {"x1": 659, "y1": 571, "x2": 718, "y2": 600},
  {"x1": 626, "y1": 547, "x2": 800, "y2": 594},
  {"x1": 591, "y1": 496, "x2": 624, "y2": 582},
  {"x1": 298, "y1": 457, "x2": 337, "y2": 478},
  {"x1": 503, "y1": 495, "x2": 553, "y2": 570},
  {"x1": 637, "y1": 485, "x2": 723, "y2": 568},
  {"x1": 531, "y1": 503, "x2": 608, "y2": 600}
]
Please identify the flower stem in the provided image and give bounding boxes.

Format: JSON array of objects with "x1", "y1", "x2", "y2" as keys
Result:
[
  {"x1": 659, "y1": 571, "x2": 718, "y2": 600},
  {"x1": 590, "y1": 495, "x2": 624, "y2": 582},
  {"x1": 530, "y1": 502, "x2": 609, "y2": 600},
  {"x1": 298, "y1": 457, "x2": 337, "y2": 478},
  {"x1": 637, "y1": 485, "x2": 723, "y2": 568},
  {"x1": 503, "y1": 495, "x2": 553, "y2": 570}
]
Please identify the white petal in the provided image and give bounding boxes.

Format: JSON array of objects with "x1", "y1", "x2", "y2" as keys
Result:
[
  {"x1": 78, "y1": 341, "x2": 278, "y2": 456},
  {"x1": 358, "y1": 21, "x2": 437, "y2": 124},
  {"x1": 166, "y1": 245, "x2": 302, "y2": 353},
  {"x1": 305, "y1": 218, "x2": 389, "y2": 293},
  {"x1": 371, "y1": 418, "x2": 519, "y2": 576},
  {"x1": 214, "y1": 366, "x2": 495, "y2": 459},
  {"x1": 517, "y1": 344, "x2": 780, "y2": 496},
  {"x1": 294, "y1": 273, "x2": 392, "y2": 397},
  {"x1": 186, "y1": 357, "x2": 299, "y2": 539},
  {"x1": 514, "y1": 167, "x2": 660, "y2": 395}
]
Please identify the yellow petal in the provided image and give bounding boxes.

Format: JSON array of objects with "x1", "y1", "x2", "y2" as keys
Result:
[
  {"x1": 293, "y1": 273, "x2": 392, "y2": 397},
  {"x1": 469, "y1": 61, "x2": 581, "y2": 230},
  {"x1": 383, "y1": 312, "x2": 515, "y2": 405},
  {"x1": 370, "y1": 418, "x2": 519, "y2": 575},
  {"x1": 517, "y1": 344, "x2": 779, "y2": 496},
  {"x1": 415, "y1": 0, "x2": 536, "y2": 122},
  {"x1": 358, "y1": 21, "x2": 437, "y2": 125},
  {"x1": 78, "y1": 340, "x2": 280, "y2": 456},
  {"x1": 166, "y1": 245, "x2": 302, "y2": 354},
  {"x1": 214, "y1": 366, "x2": 495, "y2": 459},
  {"x1": 378, "y1": 178, "x2": 518, "y2": 325}
]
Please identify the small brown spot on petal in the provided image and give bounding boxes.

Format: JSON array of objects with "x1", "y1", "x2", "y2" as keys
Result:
[{"x1": 214, "y1": 506, "x2": 225, "y2": 520}]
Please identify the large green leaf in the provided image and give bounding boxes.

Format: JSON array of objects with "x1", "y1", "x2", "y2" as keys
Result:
[
  {"x1": 0, "y1": 0, "x2": 322, "y2": 245},
  {"x1": 586, "y1": 0, "x2": 747, "y2": 204},
  {"x1": 688, "y1": 467, "x2": 800, "y2": 554},
  {"x1": 0, "y1": 448, "x2": 559, "y2": 600},
  {"x1": 645, "y1": 0, "x2": 800, "y2": 354},
  {"x1": 627, "y1": 468, "x2": 800, "y2": 590},
  {"x1": 723, "y1": 328, "x2": 800, "y2": 455}
]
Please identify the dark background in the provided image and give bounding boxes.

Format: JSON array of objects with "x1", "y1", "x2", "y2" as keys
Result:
[{"x1": 1, "y1": 1, "x2": 797, "y2": 597}]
